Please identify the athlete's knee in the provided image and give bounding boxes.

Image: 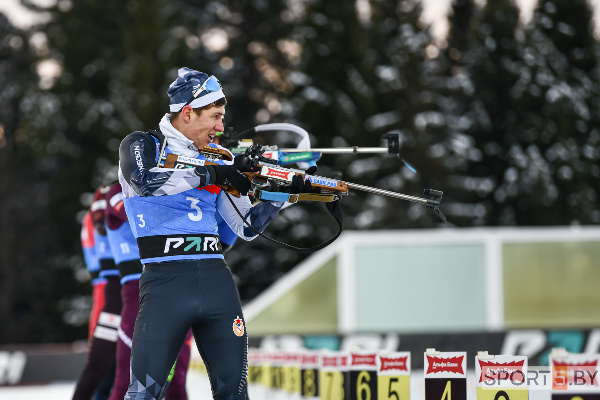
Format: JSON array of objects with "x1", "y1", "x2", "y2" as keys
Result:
[{"x1": 124, "y1": 372, "x2": 167, "y2": 400}]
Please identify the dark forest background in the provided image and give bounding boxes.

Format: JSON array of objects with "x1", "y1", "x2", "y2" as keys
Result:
[{"x1": 0, "y1": 0, "x2": 598, "y2": 343}]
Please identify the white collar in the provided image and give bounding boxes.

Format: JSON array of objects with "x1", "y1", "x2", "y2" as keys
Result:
[{"x1": 158, "y1": 114, "x2": 199, "y2": 158}]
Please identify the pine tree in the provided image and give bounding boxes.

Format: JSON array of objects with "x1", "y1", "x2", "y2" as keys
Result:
[
  {"x1": 438, "y1": 0, "x2": 530, "y2": 226},
  {"x1": 515, "y1": 0, "x2": 600, "y2": 225},
  {"x1": 279, "y1": 0, "x2": 442, "y2": 229},
  {"x1": 0, "y1": 13, "x2": 84, "y2": 343}
]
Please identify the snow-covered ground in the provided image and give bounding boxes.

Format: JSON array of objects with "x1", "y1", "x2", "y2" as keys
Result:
[
  {"x1": 0, "y1": 369, "x2": 212, "y2": 400},
  {"x1": 0, "y1": 369, "x2": 559, "y2": 399}
]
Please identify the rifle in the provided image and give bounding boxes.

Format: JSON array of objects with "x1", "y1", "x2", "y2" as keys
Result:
[{"x1": 160, "y1": 143, "x2": 447, "y2": 223}]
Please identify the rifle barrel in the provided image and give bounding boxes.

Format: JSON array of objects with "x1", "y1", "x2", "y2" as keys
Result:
[
  {"x1": 278, "y1": 147, "x2": 388, "y2": 154},
  {"x1": 342, "y1": 181, "x2": 429, "y2": 205}
]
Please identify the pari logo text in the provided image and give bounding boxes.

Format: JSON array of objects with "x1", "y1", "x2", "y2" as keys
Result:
[{"x1": 164, "y1": 236, "x2": 220, "y2": 253}]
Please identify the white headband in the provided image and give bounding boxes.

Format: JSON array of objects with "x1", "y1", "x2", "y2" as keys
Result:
[{"x1": 169, "y1": 89, "x2": 225, "y2": 112}]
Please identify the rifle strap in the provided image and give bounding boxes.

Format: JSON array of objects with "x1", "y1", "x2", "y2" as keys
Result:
[
  {"x1": 296, "y1": 193, "x2": 337, "y2": 202},
  {"x1": 224, "y1": 193, "x2": 343, "y2": 253},
  {"x1": 255, "y1": 190, "x2": 337, "y2": 203}
]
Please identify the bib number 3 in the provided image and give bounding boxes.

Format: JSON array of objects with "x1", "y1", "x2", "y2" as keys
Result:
[{"x1": 187, "y1": 197, "x2": 203, "y2": 221}]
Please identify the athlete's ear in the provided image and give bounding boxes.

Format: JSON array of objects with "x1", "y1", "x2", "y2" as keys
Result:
[{"x1": 181, "y1": 105, "x2": 193, "y2": 123}]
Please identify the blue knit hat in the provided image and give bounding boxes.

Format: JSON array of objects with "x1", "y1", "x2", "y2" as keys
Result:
[{"x1": 167, "y1": 67, "x2": 225, "y2": 112}]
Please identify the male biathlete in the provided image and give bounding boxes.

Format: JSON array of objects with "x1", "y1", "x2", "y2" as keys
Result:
[
  {"x1": 119, "y1": 67, "x2": 312, "y2": 400},
  {"x1": 72, "y1": 186, "x2": 122, "y2": 400}
]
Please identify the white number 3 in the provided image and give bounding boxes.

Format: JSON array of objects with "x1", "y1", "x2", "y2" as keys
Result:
[
  {"x1": 187, "y1": 197, "x2": 203, "y2": 221},
  {"x1": 137, "y1": 214, "x2": 145, "y2": 228}
]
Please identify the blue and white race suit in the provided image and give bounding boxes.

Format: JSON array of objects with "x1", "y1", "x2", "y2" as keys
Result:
[{"x1": 119, "y1": 116, "x2": 283, "y2": 400}]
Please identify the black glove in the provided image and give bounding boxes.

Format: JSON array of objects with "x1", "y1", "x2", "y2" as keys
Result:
[
  {"x1": 203, "y1": 164, "x2": 254, "y2": 196},
  {"x1": 290, "y1": 166, "x2": 319, "y2": 194}
]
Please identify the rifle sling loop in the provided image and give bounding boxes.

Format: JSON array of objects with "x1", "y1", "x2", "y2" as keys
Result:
[{"x1": 224, "y1": 192, "x2": 344, "y2": 253}]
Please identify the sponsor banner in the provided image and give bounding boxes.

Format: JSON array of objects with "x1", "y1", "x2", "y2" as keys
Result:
[
  {"x1": 349, "y1": 351, "x2": 378, "y2": 371},
  {"x1": 281, "y1": 152, "x2": 318, "y2": 163},
  {"x1": 377, "y1": 352, "x2": 410, "y2": 400},
  {"x1": 176, "y1": 155, "x2": 205, "y2": 167},
  {"x1": 301, "y1": 351, "x2": 320, "y2": 369},
  {"x1": 377, "y1": 352, "x2": 411, "y2": 376},
  {"x1": 0, "y1": 343, "x2": 86, "y2": 385},
  {"x1": 260, "y1": 166, "x2": 295, "y2": 182},
  {"x1": 248, "y1": 329, "x2": 600, "y2": 369},
  {"x1": 305, "y1": 175, "x2": 339, "y2": 188},
  {"x1": 137, "y1": 233, "x2": 222, "y2": 259},
  {"x1": 424, "y1": 350, "x2": 467, "y2": 378},
  {"x1": 7, "y1": 329, "x2": 600, "y2": 385},
  {"x1": 476, "y1": 353, "x2": 528, "y2": 388},
  {"x1": 0, "y1": 351, "x2": 26, "y2": 385},
  {"x1": 321, "y1": 351, "x2": 350, "y2": 371}
]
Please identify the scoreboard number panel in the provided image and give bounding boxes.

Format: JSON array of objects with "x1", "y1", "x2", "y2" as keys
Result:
[
  {"x1": 302, "y1": 352, "x2": 321, "y2": 399},
  {"x1": 320, "y1": 371, "x2": 346, "y2": 400},
  {"x1": 302, "y1": 367, "x2": 320, "y2": 398},
  {"x1": 377, "y1": 352, "x2": 411, "y2": 400},
  {"x1": 475, "y1": 352, "x2": 528, "y2": 400},
  {"x1": 349, "y1": 351, "x2": 378, "y2": 400},
  {"x1": 320, "y1": 352, "x2": 350, "y2": 400},
  {"x1": 424, "y1": 349, "x2": 467, "y2": 400},
  {"x1": 349, "y1": 370, "x2": 377, "y2": 400},
  {"x1": 282, "y1": 353, "x2": 301, "y2": 395}
]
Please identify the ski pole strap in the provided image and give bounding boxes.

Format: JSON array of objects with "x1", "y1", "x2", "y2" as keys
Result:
[{"x1": 255, "y1": 190, "x2": 337, "y2": 203}]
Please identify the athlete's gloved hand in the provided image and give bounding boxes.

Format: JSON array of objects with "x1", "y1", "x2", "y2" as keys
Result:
[
  {"x1": 204, "y1": 164, "x2": 254, "y2": 196},
  {"x1": 291, "y1": 166, "x2": 320, "y2": 194}
]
